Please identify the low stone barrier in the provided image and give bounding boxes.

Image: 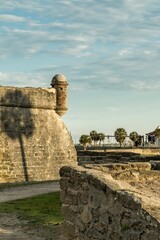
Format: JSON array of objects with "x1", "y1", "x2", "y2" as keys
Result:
[
  {"x1": 77, "y1": 150, "x2": 160, "y2": 166},
  {"x1": 60, "y1": 165, "x2": 160, "y2": 240}
]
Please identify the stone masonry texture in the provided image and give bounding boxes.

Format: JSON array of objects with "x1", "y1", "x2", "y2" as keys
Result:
[
  {"x1": 60, "y1": 165, "x2": 160, "y2": 240},
  {"x1": 0, "y1": 86, "x2": 76, "y2": 182}
]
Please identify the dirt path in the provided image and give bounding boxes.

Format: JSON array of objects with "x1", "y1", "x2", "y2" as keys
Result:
[
  {"x1": 0, "y1": 181, "x2": 60, "y2": 203},
  {"x1": 0, "y1": 182, "x2": 61, "y2": 239},
  {"x1": 0, "y1": 213, "x2": 60, "y2": 240}
]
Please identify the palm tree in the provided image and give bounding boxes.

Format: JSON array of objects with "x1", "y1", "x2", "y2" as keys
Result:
[
  {"x1": 79, "y1": 134, "x2": 92, "y2": 150},
  {"x1": 129, "y1": 131, "x2": 139, "y2": 146},
  {"x1": 98, "y1": 133, "x2": 105, "y2": 145},
  {"x1": 114, "y1": 128, "x2": 127, "y2": 147},
  {"x1": 94, "y1": 134, "x2": 100, "y2": 145},
  {"x1": 90, "y1": 130, "x2": 98, "y2": 145}
]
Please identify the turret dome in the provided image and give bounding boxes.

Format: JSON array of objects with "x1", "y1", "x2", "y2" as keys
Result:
[{"x1": 51, "y1": 74, "x2": 67, "y2": 87}]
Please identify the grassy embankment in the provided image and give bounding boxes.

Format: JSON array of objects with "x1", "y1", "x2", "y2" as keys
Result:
[{"x1": 0, "y1": 192, "x2": 62, "y2": 225}]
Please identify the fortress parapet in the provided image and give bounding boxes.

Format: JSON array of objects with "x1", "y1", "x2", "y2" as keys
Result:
[
  {"x1": 0, "y1": 73, "x2": 69, "y2": 116},
  {"x1": 0, "y1": 86, "x2": 56, "y2": 110}
]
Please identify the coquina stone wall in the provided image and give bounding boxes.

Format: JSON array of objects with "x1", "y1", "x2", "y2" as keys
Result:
[
  {"x1": 0, "y1": 83, "x2": 76, "y2": 183},
  {"x1": 60, "y1": 165, "x2": 160, "y2": 240},
  {"x1": 77, "y1": 150, "x2": 160, "y2": 166}
]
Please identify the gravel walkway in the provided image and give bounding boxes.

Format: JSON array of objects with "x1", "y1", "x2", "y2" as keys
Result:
[{"x1": 0, "y1": 181, "x2": 60, "y2": 203}]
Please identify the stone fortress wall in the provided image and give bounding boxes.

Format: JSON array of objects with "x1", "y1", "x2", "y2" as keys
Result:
[
  {"x1": 60, "y1": 164, "x2": 160, "y2": 240},
  {"x1": 0, "y1": 74, "x2": 76, "y2": 183}
]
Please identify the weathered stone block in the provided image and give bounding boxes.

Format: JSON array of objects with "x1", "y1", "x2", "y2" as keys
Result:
[
  {"x1": 80, "y1": 205, "x2": 92, "y2": 224},
  {"x1": 61, "y1": 220, "x2": 76, "y2": 239},
  {"x1": 61, "y1": 204, "x2": 77, "y2": 222}
]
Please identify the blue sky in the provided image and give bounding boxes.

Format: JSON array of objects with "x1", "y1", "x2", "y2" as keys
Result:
[{"x1": 0, "y1": 0, "x2": 160, "y2": 143}]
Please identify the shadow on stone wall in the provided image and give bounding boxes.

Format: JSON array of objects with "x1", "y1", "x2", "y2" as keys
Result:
[{"x1": 1, "y1": 90, "x2": 35, "y2": 181}]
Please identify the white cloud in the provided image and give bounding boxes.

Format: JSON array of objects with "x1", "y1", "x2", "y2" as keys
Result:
[
  {"x1": 0, "y1": 72, "x2": 48, "y2": 87},
  {"x1": 118, "y1": 48, "x2": 133, "y2": 56},
  {"x1": 0, "y1": 0, "x2": 160, "y2": 91},
  {"x1": 130, "y1": 81, "x2": 160, "y2": 91},
  {"x1": 0, "y1": 14, "x2": 26, "y2": 22}
]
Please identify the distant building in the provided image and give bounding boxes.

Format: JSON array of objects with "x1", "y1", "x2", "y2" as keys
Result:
[{"x1": 146, "y1": 126, "x2": 160, "y2": 147}]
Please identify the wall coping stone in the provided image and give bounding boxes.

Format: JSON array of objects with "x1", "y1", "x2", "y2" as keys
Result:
[{"x1": 0, "y1": 86, "x2": 56, "y2": 109}]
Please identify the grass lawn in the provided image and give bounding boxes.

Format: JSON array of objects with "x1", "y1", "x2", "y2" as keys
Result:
[{"x1": 0, "y1": 192, "x2": 62, "y2": 225}]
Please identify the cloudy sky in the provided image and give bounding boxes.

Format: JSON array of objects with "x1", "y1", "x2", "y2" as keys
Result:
[{"x1": 0, "y1": 0, "x2": 160, "y2": 143}]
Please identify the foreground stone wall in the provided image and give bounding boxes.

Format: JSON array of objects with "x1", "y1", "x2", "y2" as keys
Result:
[
  {"x1": 0, "y1": 86, "x2": 76, "y2": 182},
  {"x1": 60, "y1": 165, "x2": 160, "y2": 240}
]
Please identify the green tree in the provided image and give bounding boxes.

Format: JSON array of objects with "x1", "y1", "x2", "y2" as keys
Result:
[
  {"x1": 90, "y1": 130, "x2": 98, "y2": 145},
  {"x1": 94, "y1": 134, "x2": 100, "y2": 145},
  {"x1": 114, "y1": 128, "x2": 127, "y2": 147},
  {"x1": 129, "y1": 131, "x2": 139, "y2": 146},
  {"x1": 98, "y1": 133, "x2": 105, "y2": 145},
  {"x1": 79, "y1": 134, "x2": 92, "y2": 150}
]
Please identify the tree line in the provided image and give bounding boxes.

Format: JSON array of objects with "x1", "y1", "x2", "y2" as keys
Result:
[{"x1": 79, "y1": 127, "x2": 160, "y2": 150}]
